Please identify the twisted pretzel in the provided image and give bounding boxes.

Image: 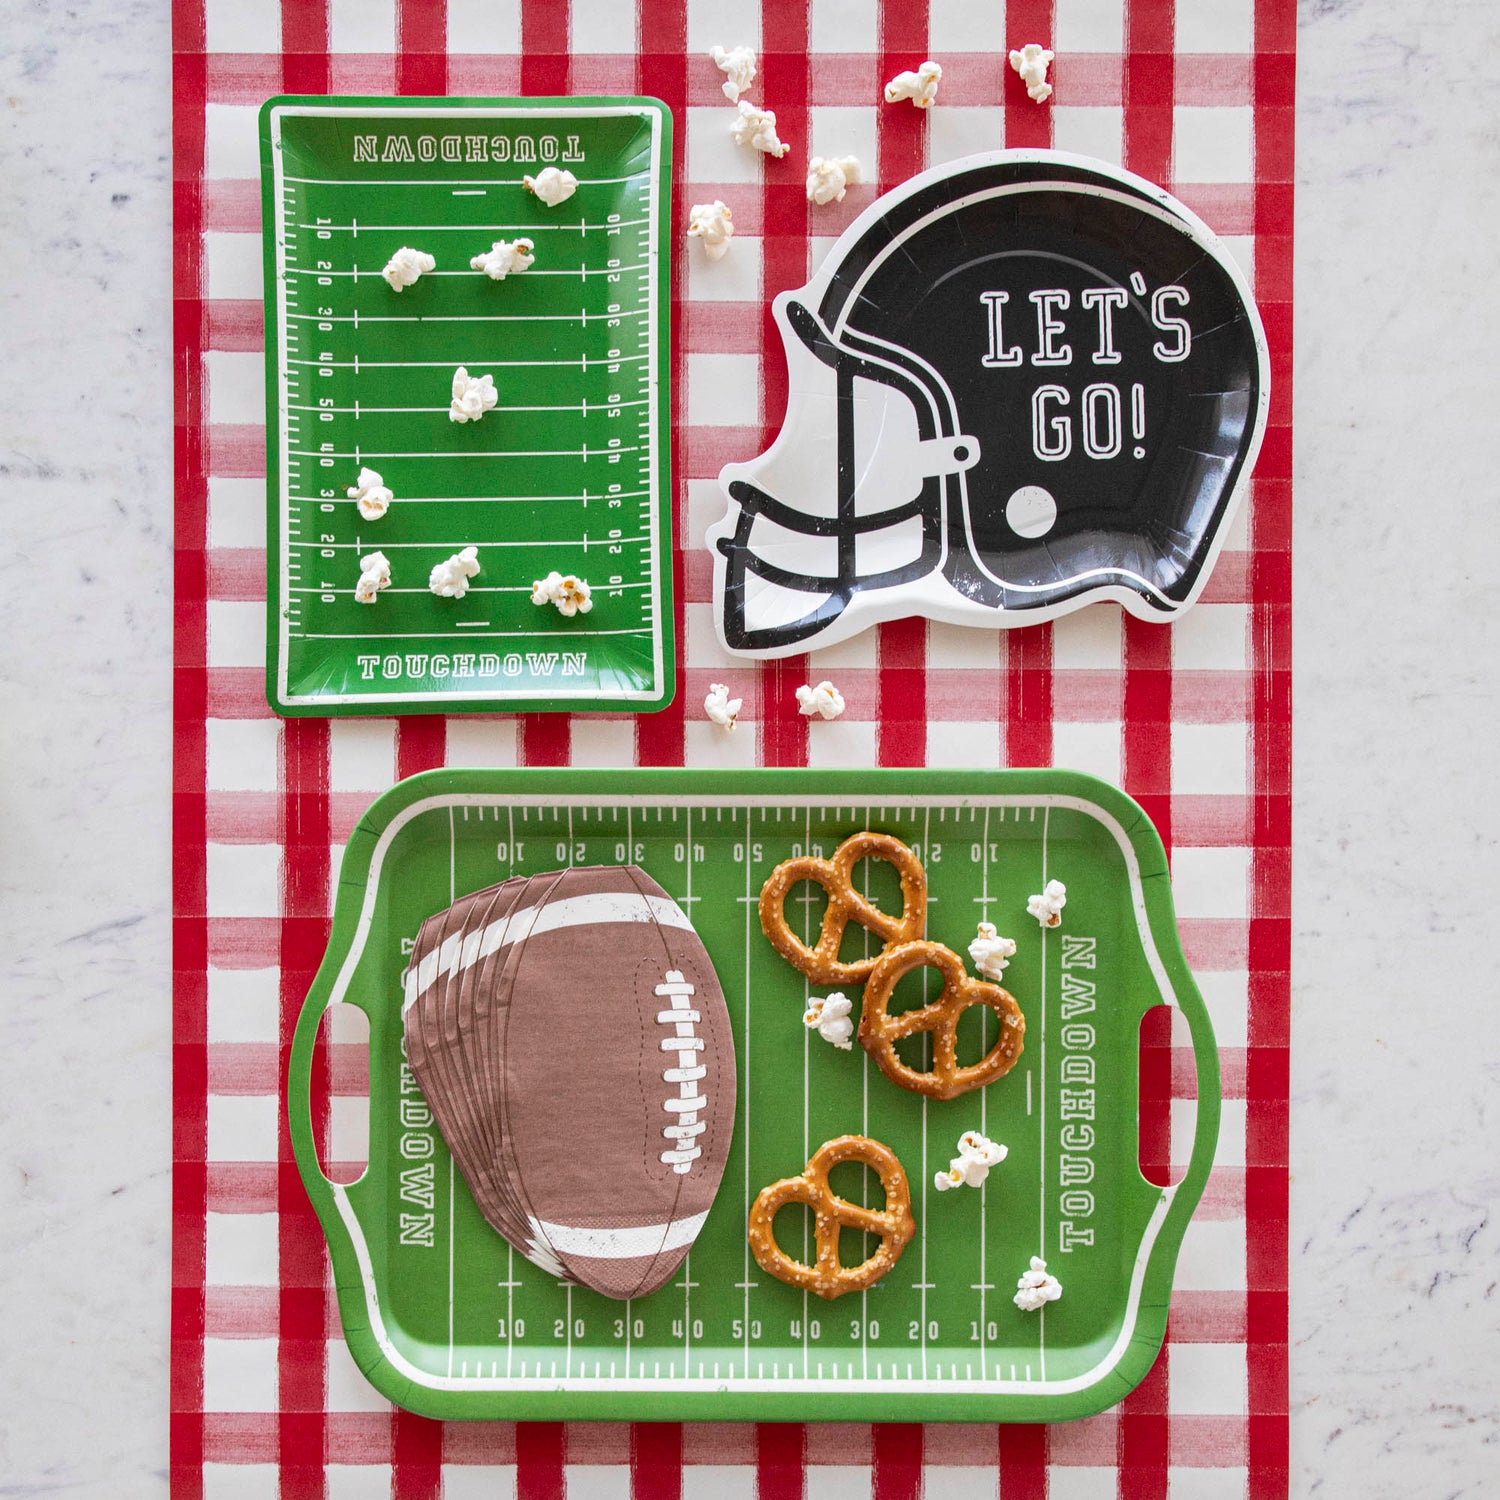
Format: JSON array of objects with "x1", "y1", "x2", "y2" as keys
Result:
[
  {"x1": 759, "y1": 832, "x2": 927, "y2": 984},
  {"x1": 748, "y1": 1135, "x2": 917, "y2": 1300},
  {"x1": 857, "y1": 941, "x2": 1025, "y2": 1100}
]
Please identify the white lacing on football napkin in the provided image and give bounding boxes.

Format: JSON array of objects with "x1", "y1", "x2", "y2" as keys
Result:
[{"x1": 655, "y1": 971, "x2": 707, "y2": 1173}]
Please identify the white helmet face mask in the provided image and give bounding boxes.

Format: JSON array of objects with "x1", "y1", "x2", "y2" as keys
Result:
[
  {"x1": 706, "y1": 151, "x2": 1270, "y2": 659},
  {"x1": 715, "y1": 299, "x2": 981, "y2": 648}
]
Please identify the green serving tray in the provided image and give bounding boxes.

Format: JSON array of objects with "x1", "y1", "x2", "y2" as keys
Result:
[
  {"x1": 290, "y1": 768, "x2": 1219, "y2": 1422},
  {"x1": 259, "y1": 97, "x2": 674, "y2": 716}
]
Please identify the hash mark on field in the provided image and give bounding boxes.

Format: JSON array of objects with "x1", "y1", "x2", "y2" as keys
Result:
[
  {"x1": 454, "y1": 620, "x2": 490, "y2": 628},
  {"x1": 452, "y1": 189, "x2": 485, "y2": 196}
]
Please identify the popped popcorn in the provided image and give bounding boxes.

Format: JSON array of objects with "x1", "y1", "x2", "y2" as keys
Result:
[
  {"x1": 449, "y1": 366, "x2": 498, "y2": 424},
  {"x1": 805, "y1": 155, "x2": 862, "y2": 206},
  {"x1": 346, "y1": 466, "x2": 393, "y2": 521},
  {"x1": 354, "y1": 549, "x2": 391, "y2": 605},
  {"x1": 795, "y1": 680, "x2": 845, "y2": 720},
  {"x1": 934, "y1": 1130, "x2": 1008, "y2": 1192},
  {"x1": 469, "y1": 237, "x2": 535, "y2": 280},
  {"x1": 709, "y1": 43, "x2": 757, "y2": 103},
  {"x1": 729, "y1": 99, "x2": 791, "y2": 159},
  {"x1": 530, "y1": 570, "x2": 594, "y2": 618},
  {"x1": 381, "y1": 246, "x2": 435, "y2": 291},
  {"x1": 687, "y1": 199, "x2": 735, "y2": 261},
  {"x1": 1013, "y1": 1255, "x2": 1063, "y2": 1312},
  {"x1": 968, "y1": 921, "x2": 1017, "y2": 981},
  {"x1": 1027, "y1": 879, "x2": 1067, "y2": 928},
  {"x1": 803, "y1": 992, "x2": 854, "y2": 1051},
  {"x1": 1009, "y1": 44, "x2": 1054, "y2": 103},
  {"x1": 429, "y1": 546, "x2": 481, "y2": 600},
  {"x1": 523, "y1": 167, "x2": 579, "y2": 207},
  {"x1": 704, "y1": 682, "x2": 742, "y2": 730},
  {"x1": 883, "y1": 59, "x2": 942, "y2": 108}
]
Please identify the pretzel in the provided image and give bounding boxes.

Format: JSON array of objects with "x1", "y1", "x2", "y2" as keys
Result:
[
  {"x1": 758, "y1": 832, "x2": 927, "y2": 984},
  {"x1": 857, "y1": 940, "x2": 1025, "y2": 1100},
  {"x1": 748, "y1": 1135, "x2": 917, "y2": 1300}
]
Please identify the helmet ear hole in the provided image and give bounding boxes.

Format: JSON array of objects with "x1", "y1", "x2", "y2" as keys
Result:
[{"x1": 1005, "y1": 485, "x2": 1059, "y2": 540}]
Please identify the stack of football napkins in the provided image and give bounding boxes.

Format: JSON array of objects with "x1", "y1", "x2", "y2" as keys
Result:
[{"x1": 402, "y1": 864, "x2": 735, "y2": 1300}]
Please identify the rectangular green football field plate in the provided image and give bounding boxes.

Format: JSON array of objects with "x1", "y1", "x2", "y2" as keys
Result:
[
  {"x1": 290, "y1": 768, "x2": 1220, "y2": 1422},
  {"x1": 259, "y1": 97, "x2": 674, "y2": 716}
]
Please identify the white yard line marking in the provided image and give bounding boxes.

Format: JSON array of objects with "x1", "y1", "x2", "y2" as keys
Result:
[
  {"x1": 678, "y1": 804, "x2": 694, "y2": 1374},
  {"x1": 742, "y1": 808, "x2": 752, "y2": 1380},
  {"x1": 802, "y1": 804, "x2": 812, "y2": 1377},
  {"x1": 287, "y1": 354, "x2": 647, "y2": 369},
  {"x1": 1039, "y1": 804, "x2": 1050, "y2": 1378},
  {"x1": 291, "y1": 309, "x2": 647, "y2": 327},
  {"x1": 283, "y1": 170, "x2": 651, "y2": 186},
  {"x1": 298, "y1": 217, "x2": 650, "y2": 232},
  {"x1": 290, "y1": 398, "x2": 650, "y2": 414},
  {"x1": 295, "y1": 581, "x2": 639, "y2": 597},
  {"x1": 921, "y1": 806, "x2": 932, "y2": 1382},
  {"x1": 980, "y1": 802, "x2": 990, "y2": 1376},
  {"x1": 292, "y1": 536, "x2": 645, "y2": 554},
  {"x1": 296, "y1": 626, "x2": 651, "y2": 641},
  {"x1": 446, "y1": 806, "x2": 456, "y2": 1374},
  {"x1": 862, "y1": 806, "x2": 871, "y2": 1383},
  {"x1": 284, "y1": 264, "x2": 648, "y2": 278},
  {"x1": 290, "y1": 446, "x2": 644, "y2": 460},
  {"x1": 306, "y1": 489, "x2": 650, "y2": 505}
]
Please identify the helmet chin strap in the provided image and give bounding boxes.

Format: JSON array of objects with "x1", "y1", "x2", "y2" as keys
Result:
[
  {"x1": 786, "y1": 298, "x2": 982, "y2": 492},
  {"x1": 912, "y1": 433, "x2": 982, "y2": 478},
  {"x1": 940, "y1": 469, "x2": 1011, "y2": 610}
]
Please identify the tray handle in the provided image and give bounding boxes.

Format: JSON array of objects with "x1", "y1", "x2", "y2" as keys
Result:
[
  {"x1": 288, "y1": 994, "x2": 373, "y2": 1189},
  {"x1": 1166, "y1": 956, "x2": 1223, "y2": 1202}
]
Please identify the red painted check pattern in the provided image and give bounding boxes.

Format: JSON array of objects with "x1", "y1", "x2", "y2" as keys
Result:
[{"x1": 172, "y1": 0, "x2": 1292, "y2": 1493}]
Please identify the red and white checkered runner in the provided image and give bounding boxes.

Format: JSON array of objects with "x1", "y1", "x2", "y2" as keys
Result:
[{"x1": 172, "y1": 0, "x2": 1293, "y2": 1494}]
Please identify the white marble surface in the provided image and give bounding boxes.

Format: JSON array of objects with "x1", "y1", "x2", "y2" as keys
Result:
[
  {"x1": 0, "y1": 0, "x2": 175, "y2": 1492},
  {"x1": 2, "y1": 0, "x2": 1497, "y2": 1493},
  {"x1": 1291, "y1": 3, "x2": 1500, "y2": 1491}
]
